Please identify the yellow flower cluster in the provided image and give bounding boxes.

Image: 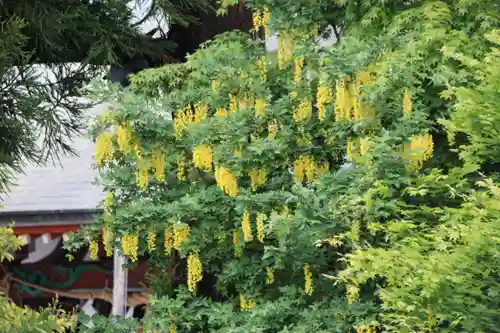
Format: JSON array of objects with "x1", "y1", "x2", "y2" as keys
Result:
[
  {"x1": 94, "y1": 133, "x2": 114, "y2": 166},
  {"x1": 116, "y1": 124, "x2": 132, "y2": 154},
  {"x1": 293, "y1": 155, "x2": 328, "y2": 182},
  {"x1": 266, "y1": 267, "x2": 275, "y2": 285},
  {"x1": 252, "y1": 6, "x2": 270, "y2": 33},
  {"x1": 256, "y1": 57, "x2": 268, "y2": 83},
  {"x1": 103, "y1": 192, "x2": 114, "y2": 212},
  {"x1": 122, "y1": 235, "x2": 139, "y2": 262},
  {"x1": 347, "y1": 139, "x2": 358, "y2": 161},
  {"x1": 134, "y1": 142, "x2": 141, "y2": 160},
  {"x1": 238, "y1": 93, "x2": 254, "y2": 110},
  {"x1": 169, "y1": 327, "x2": 176, "y2": 333},
  {"x1": 102, "y1": 228, "x2": 113, "y2": 257},
  {"x1": 407, "y1": 133, "x2": 434, "y2": 170},
  {"x1": 249, "y1": 168, "x2": 267, "y2": 191},
  {"x1": 173, "y1": 225, "x2": 190, "y2": 250},
  {"x1": 304, "y1": 263, "x2": 313, "y2": 295},
  {"x1": 215, "y1": 166, "x2": 238, "y2": 197},
  {"x1": 280, "y1": 205, "x2": 290, "y2": 217},
  {"x1": 316, "y1": 79, "x2": 332, "y2": 121},
  {"x1": 177, "y1": 154, "x2": 187, "y2": 181},
  {"x1": 335, "y1": 78, "x2": 375, "y2": 121},
  {"x1": 403, "y1": 88, "x2": 412, "y2": 115},
  {"x1": 89, "y1": 240, "x2": 99, "y2": 260},
  {"x1": 294, "y1": 59, "x2": 304, "y2": 84},
  {"x1": 256, "y1": 213, "x2": 266, "y2": 243},
  {"x1": 187, "y1": 253, "x2": 203, "y2": 293},
  {"x1": 277, "y1": 34, "x2": 293, "y2": 69},
  {"x1": 356, "y1": 324, "x2": 375, "y2": 333},
  {"x1": 229, "y1": 94, "x2": 238, "y2": 113},
  {"x1": 254, "y1": 99, "x2": 266, "y2": 117},
  {"x1": 151, "y1": 150, "x2": 166, "y2": 182},
  {"x1": 147, "y1": 231, "x2": 156, "y2": 253},
  {"x1": 268, "y1": 120, "x2": 279, "y2": 139},
  {"x1": 136, "y1": 162, "x2": 149, "y2": 191},
  {"x1": 293, "y1": 98, "x2": 313, "y2": 122},
  {"x1": 242, "y1": 208, "x2": 253, "y2": 243},
  {"x1": 192, "y1": 144, "x2": 213, "y2": 172},
  {"x1": 173, "y1": 104, "x2": 208, "y2": 138},
  {"x1": 164, "y1": 228, "x2": 174, "y2": 257},
  {"x1": 240, "y1": 295, "x2": 256, "y2": 311},
  {"x1": 233, "y1": 229, "x2": 242, "y2": 258},
  {"x1": 215, "y1": 107, "x2": 227, "y2": 117}
]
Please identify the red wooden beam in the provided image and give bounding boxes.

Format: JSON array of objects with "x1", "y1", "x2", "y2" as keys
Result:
[{"x1": 13, "y1": 224, "x2": 81, "y2": 236}]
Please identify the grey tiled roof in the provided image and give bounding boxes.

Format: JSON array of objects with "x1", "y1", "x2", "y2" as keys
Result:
[{"x1": 0, "y1": 104, "x2": 108, "y2": 214}]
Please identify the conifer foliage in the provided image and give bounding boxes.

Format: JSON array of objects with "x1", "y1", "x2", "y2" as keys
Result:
[{"x1": 72, "y1": 0, "x2": 499, "y2": 332}]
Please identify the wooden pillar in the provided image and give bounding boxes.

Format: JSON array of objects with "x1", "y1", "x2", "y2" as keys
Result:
[{"x1": 111, "y1": 249, "x2": 128, "y2": 316}]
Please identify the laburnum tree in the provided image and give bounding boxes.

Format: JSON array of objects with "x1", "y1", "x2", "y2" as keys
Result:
[{"x1": 68, "y1": 0, "x2": 500, "y2": 332}]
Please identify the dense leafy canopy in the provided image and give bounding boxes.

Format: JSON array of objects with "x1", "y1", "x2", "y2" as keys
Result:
[{"x1": 66, "y1": 0, "x2": 500, "y2": 332}]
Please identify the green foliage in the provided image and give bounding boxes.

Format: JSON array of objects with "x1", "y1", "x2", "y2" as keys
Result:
[{"x1": 75, "y1": 0, "x2": 500, "y2": 332}]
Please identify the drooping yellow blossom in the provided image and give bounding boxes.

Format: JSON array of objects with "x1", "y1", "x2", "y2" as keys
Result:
[
  {"x1": 133, "y1": 141, "x2": 141, "y2": 160},
  {"x1": 277, "y1": 34, "x2": 293, "y2": 69},
  {"x1": 136, "y1": 161, "x2": 149, "y2": 191},
  {"x1": 334, "y1": 79, "x2": 351, "y2": 121},
  {"x1": 215, "y1": 107, "x2": 227, "y2": 117},
  {"x1": 293, "y1": 59, "x2": 304, "y2": 84},
  {"x1": 229, "y1": 94, "x2": 238, "y2": 113},
  {"x1": 347, "y1": 139, "x2": 358, "y2": 161},
  {"x1": 192, "y1": 144, "x2": 213, "y2": 172},
  {"x1": 252, "y1": 10, "x2": 262, "y2": 30},
  {"x1": 147, "y1": 231, "x2": 156, "y2": 253},
  {"x1": 249, "y1": 168, "x2": 267, "y2": 191},
  {"x1": 350, "y1": 83, "x2": 361, "y2": 121},
  {"x1": 173, "y1": 225, "x2": 190, "y2": 250},
  {"x1": 152, "y1": 150, "x2": 166, "y2": 182},
  {"x1": 177, "y1": 154, "x2": 187, "y2": 181},
  {"x1": 242, "y1": 208, "x2": 253, "y2": 243},
  {"x1": 240, "y1": 295, "x2": 256, "y2": 311},
  {"x1": 116, "y1": 124, "x2": 132, "y2": 153},
  {"x1": 293, "y1": 155, "x2": 317, "y2": 182},
  {"x1": 268, "y1": 120, "x2": 279, "y2": 139},
  {"x1": 359, "y1": 137, "x2": 371, "y2": 156},
  {"x1": 262, "y1": 6, "x2": 270, "y2": 35},
  {"x1": 102, "y1": 228, "x2": 113, "y2": 257},
  {"x1": 407, "y1": 133, "x2": 433, "y2": 170},
  {"x1": 293, "y1": 98, "x2": 312, "y2": 122},
  {"x1": 169, "y1": 327, "x2": 176, "y2": 333},
  {"x1": 94, "y1": 133, "x2": 114, "y2": 166},
  {"x1": 266, "y1": 267, "x2": 275, "y2": 285},
  {"x1": 304, "y1": 264, "x2": 313, "y2": 295},
  {"x1": 164, "y1": 228, "x2": 174, "y2": 256},
  {"x1": 215, "y1": 166, "x2": 238, "y2": 197},
  {"x1": 316, "y1": 79, "x2": 332, "y2": 121},
  {"x1": 356, "y1": 71, "x2": 374, "y2": 86},
  {"x1": 256, "y1": 213, "x2": 266, "y2": 243},
  {"x1": 89, "y1": 241, "x2": 99, "y2": 260},
  {"x1": 403, "y1": 89, "x2": 412, "y2": 115},
  {"x1": 280, "y1": 205, "x2": 290, "y2": 217},
  {"x1": 173, "y1": 106, "x2": 192, "y2": 138},
  {"x1": 103, "y1": 192, "x2": 114, "y2": 212},
  {"x1": 187, "y1": 252, "x2": 203, "y2": 293},
  {"x1": 255, "y1": 99, "x2": 266, "y2": 117},
  {"x1": 256, "y1": 57, "x2": 268, "y2": 83},
  {"x1": 193, "y1": 103, "x2": 208, "y2": 123},
  {"x1": 233, "y1": 229, "x2": 242, "y2": 258},
  {"x1": 122, "y1": 235, "x2": 139, "y2": 262},
  {"x1": 234, "y1": 148, "x2": 242, "y2": 158},
  {"x1": 238, "y1": 93, "x2": 254, "y2": 110}
]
